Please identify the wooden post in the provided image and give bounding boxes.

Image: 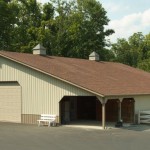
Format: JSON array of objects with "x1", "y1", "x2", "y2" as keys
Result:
[
  {"x1": 97, "y1": 97, "x2": 107, "y2": 129},
  {"x1": 102, "y1": 102, "x2": 106, "y2": 129},
  {"x1": 133, "y1": 100, "x2": 135, "y2": 124},
  {"x1": 118, "y1": 98, "x2": 123, "y2": 122},
  {"x1": 138, "y1": 110, "x2": 140, "y2": 124}
]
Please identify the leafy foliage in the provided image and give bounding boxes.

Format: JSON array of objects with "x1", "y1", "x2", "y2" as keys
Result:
[
  {"x1": 0, "y1": 0, "x2": 18, "y2": 50},
  {"x1": 0, "y1": 0, "x2": 114, "y2": 60},
  {"x1": 111, "y1": 32, "x2": 150, "y2": 72}
]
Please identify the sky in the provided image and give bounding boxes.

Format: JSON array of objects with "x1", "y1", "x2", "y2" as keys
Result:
[{"x1": 39, "y1": 0, "x2": 150, "y2": 43}]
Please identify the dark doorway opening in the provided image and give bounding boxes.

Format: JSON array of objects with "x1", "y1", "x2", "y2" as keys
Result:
[
  {"x1": 121, "y1": 98, "x2": 135, "y2": 123},
  {"x1": 105, "y1": 98, "x2": 135, "y2": 123},
  {"x1": 77, "y1": 96, "x2": 96, "y2": 120},
  {"x1": 59, "y1": 96, "x2": 101, "y2": 124},
  {"x1": 106, "y1": 99, "x2": 119, "y2": 122}
]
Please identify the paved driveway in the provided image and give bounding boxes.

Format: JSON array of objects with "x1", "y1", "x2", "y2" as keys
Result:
[{"x1": 1, "y1": 122, "x2": 150, "y2": 150}]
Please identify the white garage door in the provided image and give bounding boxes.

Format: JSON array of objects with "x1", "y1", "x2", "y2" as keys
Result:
[{"x1": 0, "y1": 82, "x2": 21, "y2": 123}]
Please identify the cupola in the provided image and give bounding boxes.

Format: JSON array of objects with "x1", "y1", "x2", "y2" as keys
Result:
[
  {"x1": 33, "y1": 44, "x2": 46, "y2": 55},
  {"x1": 89, "y1": 51, "x2": 99, "y2": 61}
]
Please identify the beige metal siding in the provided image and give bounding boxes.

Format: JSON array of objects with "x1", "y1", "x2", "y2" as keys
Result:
[
  {"x1": 0, "y1": 85, "x2": 21, "y2": 123},
  {"x1": 132, "y1": 95, "x2": 150, "y2": 123},
  {"x1": 0, "y1": 57, "x2": 93, "y2": 119},
  {"x1": 134, "y1": 95, "x2": 150, "y2": 114}
]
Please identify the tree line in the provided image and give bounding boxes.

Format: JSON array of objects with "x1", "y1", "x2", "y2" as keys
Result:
[
  {"x1": 0, "y1": 0, "x2": 114, "y2": 59},
  {"x1": 0, "y1": 0, "x2": 150, "y2": 72},
  {"x1": 111, "y1": 32, "x2": 150, "y2": 72}
]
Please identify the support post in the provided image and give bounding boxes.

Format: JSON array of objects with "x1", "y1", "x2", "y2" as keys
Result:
[
  {"x1": 138, "y1": 110, "x2": 141, "y2": 124},
  {"x1": 118, "y1": 101, "x2": 121, "y2": 121},
  {"x1": 102, "y1": 102, "x2": 106, "y2": 129},
  {"x1": 133, "y1": 100, "x2": 135, "y2": 124},
  {"x1": 97, "y1": 97, "x2": 107, "y2": 129},
  {"x1": 118, "y1": 98, "x2": 123, "y2": 122}
]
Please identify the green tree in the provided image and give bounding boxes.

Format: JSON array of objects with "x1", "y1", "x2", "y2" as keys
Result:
[
  {"x1": 142, "y1": 33, "x2": 150, "y2": 59},
  {"x1": 111, "y1": 32, "x2": 150, "y2": 72},
  {"x1": 49, "y1": 0, "x2": 114, "y2": 59},
  {"x1": 138, "y1": 59, "x2": 150, "y2": 72},
  {"x1": 0, "y1": 0, "x2": 114, "y2": 60},
  {"x1": 0, "y1": 0, "x2": 18, "y2": 50},
  {"x1": 11, "y1": 0, "x2": 43, "y2": 52},
  {"x1": 111, "y1": 32, "x2": 147, "y2": 67},
  {"x1": 137, "y1": 33, "x2": 150, "y2": 71},
  {"x1": 111, "y1": 38, "x2": 132, "y2": 65}
]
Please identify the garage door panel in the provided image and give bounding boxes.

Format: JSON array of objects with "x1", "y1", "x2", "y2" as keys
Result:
[{"x1": 0, "y1": 85, "x2": 21, "y2": 123}]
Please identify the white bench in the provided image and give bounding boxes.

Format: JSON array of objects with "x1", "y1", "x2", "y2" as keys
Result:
[{"x1": 37, "y1": 114, "x2": 57, "y2": 127}]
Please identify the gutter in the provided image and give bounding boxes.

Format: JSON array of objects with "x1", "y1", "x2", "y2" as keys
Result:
[{"x1": 106, "y1": 93, "x2": 150, "y2": 99}]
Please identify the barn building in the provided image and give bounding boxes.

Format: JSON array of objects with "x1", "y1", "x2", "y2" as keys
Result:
[{"x1": 0, "y1": 44, "x2": 150, "y2": 129}]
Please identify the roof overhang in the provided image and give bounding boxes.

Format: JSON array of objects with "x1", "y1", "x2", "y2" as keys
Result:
[{"x1": 105, "y1": 93, "x2": 150, "y2": 99}]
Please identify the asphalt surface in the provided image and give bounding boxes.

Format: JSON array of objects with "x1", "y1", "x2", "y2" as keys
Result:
[{"x1": 0, "y1": 123, "x2": 150, "y2": 150}]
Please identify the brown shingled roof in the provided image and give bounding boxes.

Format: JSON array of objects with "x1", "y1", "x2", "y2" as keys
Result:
[{"x1": 1, "y1": 51, "x2": 150, "y2": 97}]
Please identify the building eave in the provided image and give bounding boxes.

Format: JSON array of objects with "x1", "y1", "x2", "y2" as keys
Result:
[{"x1": 106, "y1": 93, "x2": 150, "y2": 99}]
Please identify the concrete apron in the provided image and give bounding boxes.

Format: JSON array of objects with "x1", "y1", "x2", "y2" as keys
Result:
[{"x1": 62, "y1": 121, "x2": 131, "y2": 130}]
